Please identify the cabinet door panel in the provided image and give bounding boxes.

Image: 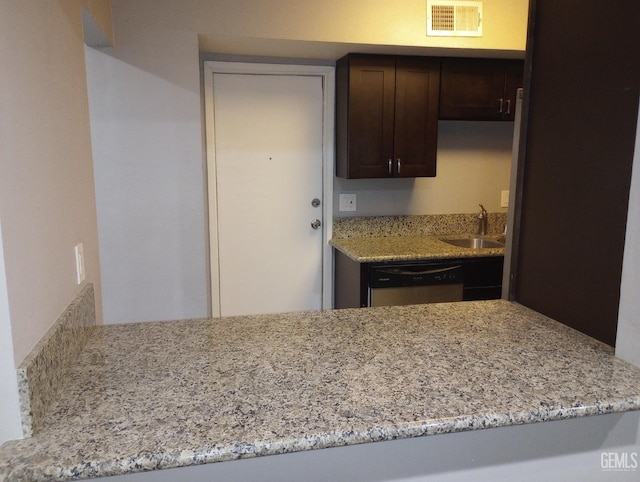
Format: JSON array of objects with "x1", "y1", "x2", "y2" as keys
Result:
[
  {"x1": 440, "y1": 59, "x2": 507, "y2": 120},
  {"x1": 346, "y1": 56, "x2": 396, "y2": 178},
  {"x1": 394, "y1": 57, "x2": 440, "y2": 177}
]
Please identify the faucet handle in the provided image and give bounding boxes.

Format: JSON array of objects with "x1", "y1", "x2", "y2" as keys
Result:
[{"x1": 478, "y1": 204, "x2": 487, "y2": 216}]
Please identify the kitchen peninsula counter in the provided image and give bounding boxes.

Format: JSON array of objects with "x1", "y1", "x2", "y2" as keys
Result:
[{"x1": 2, "y1": 301, "x2": 640, "y2": 480}]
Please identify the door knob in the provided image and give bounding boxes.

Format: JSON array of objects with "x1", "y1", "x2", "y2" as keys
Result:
[{"x1": 311, "y1": 219, "x2": 321, "y2": 229}]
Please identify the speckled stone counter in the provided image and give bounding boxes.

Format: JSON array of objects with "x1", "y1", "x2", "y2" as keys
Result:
[
  {"x1": 330, "y1": 234, "x2": 505, "y2": 263},
  {"x1": 2, "y1": 301, "x2": 640, "y2": 481},
  {"x1": 330, "y1": 213, "x2": 506, "y2": 262},
  {"x1": 332, "y1": 213, "x2": 508, "y2": 239}
]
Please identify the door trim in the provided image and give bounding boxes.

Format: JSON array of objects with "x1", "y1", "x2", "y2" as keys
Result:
[{"x1": 203, "y1": 61, "x2": 335, "y2": 317}]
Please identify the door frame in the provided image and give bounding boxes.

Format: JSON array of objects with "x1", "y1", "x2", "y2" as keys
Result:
[{"x1": 203, "y1": 61, "x2": 335, "y2": 317}]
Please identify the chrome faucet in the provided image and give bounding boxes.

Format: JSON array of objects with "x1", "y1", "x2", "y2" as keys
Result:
[{"x1": 477, "y1": 204, "x2": 488, "y2": 236}]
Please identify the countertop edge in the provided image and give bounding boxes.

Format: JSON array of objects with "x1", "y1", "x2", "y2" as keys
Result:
[{"x1": 11, "y1": 399, "x2": 640, "y2": 481}]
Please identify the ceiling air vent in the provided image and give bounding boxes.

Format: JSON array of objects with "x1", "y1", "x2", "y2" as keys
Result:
[{"x1": 427, "y1": 0, "x2": 483, "y2": 37}]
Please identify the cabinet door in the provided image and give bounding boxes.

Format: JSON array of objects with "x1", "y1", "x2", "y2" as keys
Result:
[
  {"x1": 337, "y1": 55, "x2": 396, "y2": 178},
  {"x1": 440, "y1": 59, "x2": 509, "y2": 120},
  {"x1": 393, "y1": 57, "x2": 440, "y2": 177}
]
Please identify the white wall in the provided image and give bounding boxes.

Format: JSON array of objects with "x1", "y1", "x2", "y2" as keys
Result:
[
  {"x1": 616, "y1": 102, "x2": 640, "y2": 365},
  {"x1": 85, "y1": 24, "x2": 209, "y2": 324},
  {"x1": 0, "y1": 221, "x2": 22, "y2": 443},
  {"x1": 334, "y1": 121, "x2": 514, "y2": 216},
  {"x1": 0, "y1": 0, "x2": 103, "y2": 443}
]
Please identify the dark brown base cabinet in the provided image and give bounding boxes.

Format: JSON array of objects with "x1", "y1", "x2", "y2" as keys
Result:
[
  {"x1": 336, "y1": 54, "x2": 440, "y2": 179},
  {"x1": 439, "y1": 59, "x2": 524, "y2": 121},
  {"x1": 334, "y1": 250, "x2": 504, "y2": 309}
]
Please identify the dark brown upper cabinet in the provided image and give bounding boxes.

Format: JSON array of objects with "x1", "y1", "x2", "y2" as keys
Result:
[
  {"x1": 336, "y1": 54, "x2": 440, "y2": 179},
  {"x1": 439, "y1": 59, "x2": 524, "y2": 121}
]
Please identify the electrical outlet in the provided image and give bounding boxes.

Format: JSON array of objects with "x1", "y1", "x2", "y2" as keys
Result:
[
  {"x1": 74, "y1": 244, "x2": 85, "y2": 284},
  {"x1": 339, "y1": 193, "x2": 357, "y2": 212},
  {"x1": 501, "y1": 190, "x2": 510, "y2": 208}
]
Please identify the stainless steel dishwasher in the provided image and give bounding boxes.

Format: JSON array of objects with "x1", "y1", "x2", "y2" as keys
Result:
[{"x1": 368, "y1": 262, "x2": 464, "y2": 307}]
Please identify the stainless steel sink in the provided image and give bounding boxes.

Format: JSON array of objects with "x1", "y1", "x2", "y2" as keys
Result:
[{"x1": 440, "y1": 237, "x2": 505, "y2": 249}]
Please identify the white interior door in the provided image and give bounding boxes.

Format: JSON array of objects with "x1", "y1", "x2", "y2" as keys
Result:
[{"x1": 210, "y1": 71, "x2": 325, "y2": 317}]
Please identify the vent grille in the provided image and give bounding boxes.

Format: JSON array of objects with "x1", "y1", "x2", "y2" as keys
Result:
[
  {"x1": 431, "y1": 5, "x2": 455, "y2": 31},
  {"x1": 427, "y1": 1, "x2": 483, "y2": 37}
]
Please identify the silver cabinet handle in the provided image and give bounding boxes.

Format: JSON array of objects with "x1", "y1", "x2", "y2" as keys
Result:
[
  {"x1": 506, "y1": 99, "x2": 512, "y2": 115},
  {"x1": 498, "y1": 98, "x2": 504, "y2": 113},
  {"x1": 397, "y1": 159, "x2": 401, "y2": 174},
  {"x1": 311, "y1": 219, "x2": 321, "y2": 229},
  {"x1": 387, "y1": 159, "x2": 392, "y2": 174}
]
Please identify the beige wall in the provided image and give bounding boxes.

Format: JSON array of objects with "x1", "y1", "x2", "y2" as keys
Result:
[
  {"x1": 0, "y1": 0, "x2": 102, "y2": 365},
  {"x1": 334, "y1": 121, "x2": 515, "y2": 217},
  {"x1": 120, "y1": 0, "x2": 528, "y2": 55}
]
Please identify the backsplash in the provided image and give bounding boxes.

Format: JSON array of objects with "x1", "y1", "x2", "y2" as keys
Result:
[
  {"x1": 333, "y1": 213, "x2": 507, "y2": 238},
  {"x1": 16, "y1": 284, "x2": 97, "y2": 436}
]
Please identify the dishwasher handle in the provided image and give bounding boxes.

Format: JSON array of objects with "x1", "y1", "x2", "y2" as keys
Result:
[{"x1": 374, "y1": 265, "x2": 462, "y2": 276}]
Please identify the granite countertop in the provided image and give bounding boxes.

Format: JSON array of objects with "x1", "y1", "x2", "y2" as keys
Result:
[
  {"x1": 2, "y1": 301, "x2": 640, "y2": 480},
  {"x1": 330, "y1": 234, "x2": 505, "y2": 263}
]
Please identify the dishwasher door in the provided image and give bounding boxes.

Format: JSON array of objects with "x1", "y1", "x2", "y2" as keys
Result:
[{"x1": 369, "y1": 264, "x2": 464, "y2": 307}]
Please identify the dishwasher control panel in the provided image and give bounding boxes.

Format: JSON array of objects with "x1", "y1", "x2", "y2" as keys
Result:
[{"x1": 369, "y1": 263, "x2": 463, "y2": 288}]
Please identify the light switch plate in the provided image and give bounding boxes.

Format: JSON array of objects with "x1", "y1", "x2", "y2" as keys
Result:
[
  {"x1": 501, "y1": 190, "x2": 509, "y2": 208},
  {"x1": 339, "y1": 193, "x2": 357, "y2": 212},
  {"x1": 74, "y1": 243, "x2": 85, "y2": 284}
]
